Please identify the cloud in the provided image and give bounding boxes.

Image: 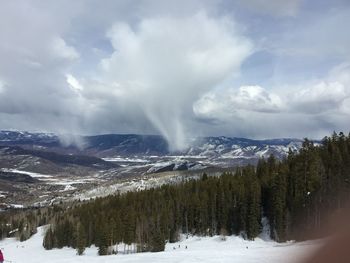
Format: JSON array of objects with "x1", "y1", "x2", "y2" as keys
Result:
[
  {"x1": 0, "y1": 1, "x2": 82, "y2": 135},
  {"x1": 289, "y1": 63, "x2": 350, "y2": 114},
  {"x1": 66, "y1": 74, "x2": 84, "y2": 92},
  {"x1": 230, "y1": 86, "x2": 282, "y2": 113},
  {"x1": 290, "y1": 81, "x2": 347, "y2": 114},
  {"x1": 0, "y1": 79, "x2": 5, "y2": 94},
  {"x1": 193, "y1": 63, "x2": 350, "y2": 139},
  {"x1": 268, "y1": 7, "x2": 350, "y2": 59},
  {"x1": 193, "y1": 85, "x2": 282, "y2": 118},
  {"x1": 341, "y1": 98, "x2": 350, "y2": 115},
  {"x1": 51, "y1": 37, "x2": 79, "y2": 61},
  {"x1": 93, "y1": 12, "x2": 253, "y2": 150},
  {"x1": 238, "y1": 0, "x2": 302, "y2": 16},
  {"x1": 0, "y1": 0, "x2": 349, "y2": 144}
]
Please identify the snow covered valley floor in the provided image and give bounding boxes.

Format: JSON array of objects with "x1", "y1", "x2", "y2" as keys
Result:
[{"x1": 0, "y1": 227, "x2": 320, "y2": 263}]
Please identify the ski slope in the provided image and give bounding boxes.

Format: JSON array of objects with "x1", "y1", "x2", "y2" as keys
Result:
[{"x1": 0, "y1": 226, "x2": 319, "y2": 263}]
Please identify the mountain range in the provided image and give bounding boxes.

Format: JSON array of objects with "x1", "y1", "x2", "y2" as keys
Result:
[{"x1": 0, "y1": 130, "x2": 303, "y2": 160}]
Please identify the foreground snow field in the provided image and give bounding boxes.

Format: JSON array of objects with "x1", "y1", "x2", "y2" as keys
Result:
[{"x1": 0, "y1": 227, "x2": 319, "y2": 263}]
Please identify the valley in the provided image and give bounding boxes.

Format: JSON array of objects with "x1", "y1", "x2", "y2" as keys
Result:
[{"x1": 0, "y1": 130, "x2": 303, "y2": 208}]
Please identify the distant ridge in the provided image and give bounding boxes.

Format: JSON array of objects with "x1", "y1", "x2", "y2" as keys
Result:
[{"x1": 0, "y1": 130, "x2": 306, "y2": 163}]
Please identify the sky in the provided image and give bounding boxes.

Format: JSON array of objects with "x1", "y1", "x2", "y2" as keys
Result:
[{"x1": 0, "y1": 0, "x2": 349, "y2": 150}]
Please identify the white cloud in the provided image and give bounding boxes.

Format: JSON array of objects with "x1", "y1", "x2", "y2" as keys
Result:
[
  {"x1": 0, "y1": 1, "x2": 83, "y2": 135},
  {"x1": 51, "y1": 37, "x2": 79, "y2": 61},
  {"x1": 193, "y1": 85, "x2": 282, "y2": 119},
  {"x1": 230, "y1": 86, "x2": 282, "y2": 113},
  {"x1": 66, "y1": 74, "x2": 84, "y2": 92},
  {"x1": 291, "y1": 81, "x2": 347, "y2": 114},
  {"x1": 193, "y1": 63, "x2": 350, "y2": 139},
  {"x1": 95, "y1": 12, "x2": 253, "y2": 150},
  {"x1": 289, "y1": 63, "x2": 350, "y2": 114},
  {"x1": 340, "y1": 98, "x2": 350, "y2": 115}
]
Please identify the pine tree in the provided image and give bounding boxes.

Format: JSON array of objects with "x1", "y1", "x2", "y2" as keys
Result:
[
  {"x1": 246, "y1": 172, "x2": 261, "y2": 240},
  {"x1": 76, "y1": 223, "x2": 86, "y2": 255},
  {"x1": 123, "y1": 210, "x2": 135, "y2": 252},
  {"x1": 270, "y1": 164, "x2": 287, "y2": 241},
  {"x1": 150, "y1": 229, "x2": 165, "y2": 252},
  {"x1": 43, "y1": 227, "x2": 55, "y2": 250},
  {"x1": 98, "y1": 225, "x2": 110, "y2": 256}
]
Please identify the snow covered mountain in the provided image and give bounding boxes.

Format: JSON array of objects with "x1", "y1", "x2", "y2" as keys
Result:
[
  {"x1": 0, "y1": 130, "x2": 303, "y2": 161},
  {"x1": 185, "y1": 136, "x2": 301, "y2": 159},
  {"x1": 0, "y1": 130, "x2": 59, "y2": 146}
]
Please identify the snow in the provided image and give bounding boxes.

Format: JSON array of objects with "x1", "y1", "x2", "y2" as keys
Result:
[
  {"x1": 39, "y1": 177, "x2": 101, "y2": 191},
  {"x1": 0, "y1": 226, "x2": 319, "y2": 263},
  {"x1": 9, "y1": 204, "x2": 24, "y2": 209},
  {"x1": 102, "y1": 157, "x2": 150, "y2": 163},
  {"x1": 43, "y1": 178, "x2": 95, "y2": 185},
  {"x1": 74, "y1": 172, "x2": 201, "y2": 200},
  {"x1": 60, "y1": 185, "x2": 77, "y2": 192},
  {"x1": 1, "y1": 168, "x2": 52, "y2": 178}
]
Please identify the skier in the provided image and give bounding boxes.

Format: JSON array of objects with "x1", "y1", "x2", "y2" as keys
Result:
[{"x1": 0, "y1": 249, "x2": 4, "y2": 263}]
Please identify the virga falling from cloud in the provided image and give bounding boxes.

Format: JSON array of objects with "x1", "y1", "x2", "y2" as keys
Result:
[{"x1": 97, "y1": 12, "x2": 253, "y2": 150}]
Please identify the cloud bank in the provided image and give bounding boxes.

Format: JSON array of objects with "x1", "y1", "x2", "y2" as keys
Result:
[{"x1": 193, "y1": 64, "x2": 350, "y2": 139}]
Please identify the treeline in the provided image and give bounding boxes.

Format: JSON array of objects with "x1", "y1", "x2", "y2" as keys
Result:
[
  {"x1": 41, "y1": 132, "x2": 350, "y2": 255},
  {"x1": 43, "y1": 169, "x2": 263, "y2": 255},
  {"x1": 0, "y1": 206, "x2": 56, "y2": 241},
  {"x1": 260, "y1": 132, "x2": 350, "y2": 241}
]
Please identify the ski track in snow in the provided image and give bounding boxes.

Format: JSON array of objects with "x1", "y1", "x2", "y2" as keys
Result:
[{"x1": 0, "y1": 226, "x2": 320, "y2": 263}]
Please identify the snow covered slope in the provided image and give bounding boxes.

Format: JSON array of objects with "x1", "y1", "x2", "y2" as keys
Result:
[{"x1": 0, "y1": 226, "x2": 319, "y2": 263}]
